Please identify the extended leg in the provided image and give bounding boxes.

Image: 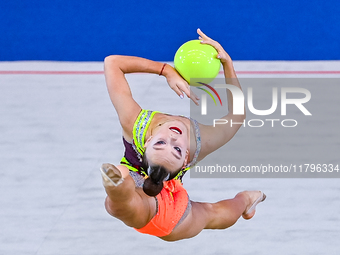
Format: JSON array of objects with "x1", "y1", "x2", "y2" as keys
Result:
[
  {"x1": 161, "y1": 191, "x2": 266, "y2": 241},
  {"x1": 101, "y1": 163, "x2": 156, "y2": 229}
]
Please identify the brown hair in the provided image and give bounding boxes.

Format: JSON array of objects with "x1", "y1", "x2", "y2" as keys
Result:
[{"x1": 142, "y1": 153, "x2": 179, "y2": 196}]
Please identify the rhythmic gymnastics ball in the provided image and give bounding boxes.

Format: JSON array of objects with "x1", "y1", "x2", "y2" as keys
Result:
[{"x1": 174, "y1": 40, "x2": 220, "y2": 86}]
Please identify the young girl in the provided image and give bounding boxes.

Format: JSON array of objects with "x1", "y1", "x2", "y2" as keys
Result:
[{"x1": 100, "y1": 29, "x2": 266, "y2": 241}]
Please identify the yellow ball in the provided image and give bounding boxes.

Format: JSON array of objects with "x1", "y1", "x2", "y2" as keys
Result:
[{"x1": 174, "y1": 40, "x2": 221, "y2": 86}]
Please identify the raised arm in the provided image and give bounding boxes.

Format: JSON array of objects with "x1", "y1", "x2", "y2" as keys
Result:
[
  {"x1": 104, "y1": 55, "x2": 199, "y2": 138},
  {"x1": 104, "y1": 55, "x2": 169, "y2": 135},
  {"x1": 195, "y1": 29, "x2": 246, "y2": 161}
]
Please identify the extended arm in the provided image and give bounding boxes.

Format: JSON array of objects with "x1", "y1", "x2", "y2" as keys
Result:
[
  {"x1": 195, "y1": 29, "x2": 246, "y2": 160},
  {"x1": 104, "y1": 55, "x2": 163, "y2": 136},
  {"x1": 104, "y1": 55, "x2": 198, "y2": 138}
]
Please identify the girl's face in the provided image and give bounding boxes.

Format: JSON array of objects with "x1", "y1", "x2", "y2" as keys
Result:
[{"x1": 144, "y1": 120, "x2": 189, "y2": 174}]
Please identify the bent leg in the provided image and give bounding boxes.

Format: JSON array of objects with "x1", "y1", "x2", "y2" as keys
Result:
[
  {"x1": 161, "y1": 191, "x2": 265, "y2": 241},
  {"x1": 101, "y1": 164, "x2": 156, "y2": 229}
]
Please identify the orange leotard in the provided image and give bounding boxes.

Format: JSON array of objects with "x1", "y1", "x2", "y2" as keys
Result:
[{"x1": 135, "y1": 179, "x2": 189, "y2": 237}]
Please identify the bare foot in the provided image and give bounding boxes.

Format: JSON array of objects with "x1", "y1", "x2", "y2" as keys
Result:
[
  {"x1": 242, "y1": 191, "x2": 266, "y2": 220},
  {"x1": 100, "y1": 163, "x2": 124, "y2": 187}
]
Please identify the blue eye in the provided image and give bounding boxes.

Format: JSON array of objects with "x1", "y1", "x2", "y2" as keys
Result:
[
  {"x1": 156, "y1": 141, "x2": 165, "y2": 145},
  {"x1": 174, "y1": 147, "x2": 181, "y2": 153}
]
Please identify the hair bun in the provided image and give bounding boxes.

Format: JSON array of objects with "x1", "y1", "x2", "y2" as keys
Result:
[
  {"x1": 142, "y1": 165, "x2": 169, "y2": 196},
  {"x1": 143, "y1": 177, "x2": 163, "y2": 196}
]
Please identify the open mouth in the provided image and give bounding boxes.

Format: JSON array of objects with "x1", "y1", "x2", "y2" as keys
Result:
[{"x1": 169, "y1": 126, "x2": 182, "y2": 134}]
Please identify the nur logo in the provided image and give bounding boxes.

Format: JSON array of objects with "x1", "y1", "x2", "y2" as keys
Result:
[{"x1": 194, "y1": 81, "x2": 312, "y2": 128}]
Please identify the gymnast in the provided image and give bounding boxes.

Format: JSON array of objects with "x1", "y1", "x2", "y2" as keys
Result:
[{"x1": 100, "y1": 29, "x2": 266, "y2": 241}]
